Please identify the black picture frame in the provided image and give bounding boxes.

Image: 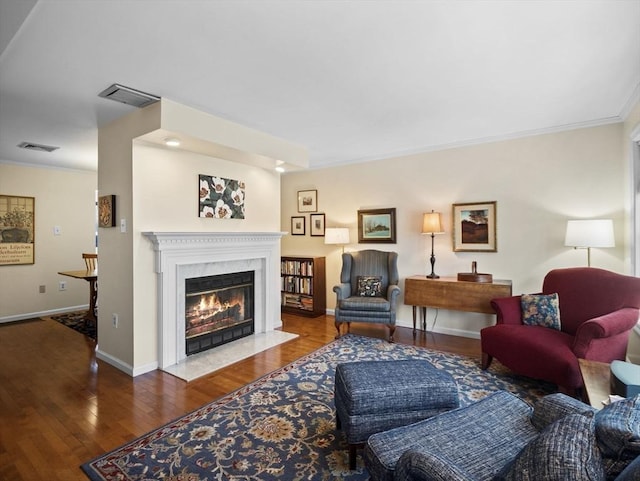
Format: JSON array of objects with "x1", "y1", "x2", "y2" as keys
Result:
[{"x1": 291, "y1": 216, "x2": 306, "y2": 235}]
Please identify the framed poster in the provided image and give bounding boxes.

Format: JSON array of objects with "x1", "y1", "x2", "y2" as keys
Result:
[
  {"x1": 310, "y1": 213, "x2": 325, "y2": 236},
  {"x1": 452, "y1": 201, "x2": 497, "y2": 252},
  {"x1": 291, "y1": 216, "x2": 306, "y2": 235},
  {"x1": 98, "y1": 194, "x2": 116, "y2": 227},
  {"x1": 297, "y1": 189, "x2": 317, "y2": 212},
  {"x1": 357, "y1": 208, "x2": 396, "y2": 243},
  {"x1": 0, "y1": 195, "x2": 35, "y2": 265}
]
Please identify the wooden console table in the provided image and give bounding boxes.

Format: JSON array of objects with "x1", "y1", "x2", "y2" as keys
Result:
[{"x1": 404, "y1": 276, "x2": 512, "y2": 333}]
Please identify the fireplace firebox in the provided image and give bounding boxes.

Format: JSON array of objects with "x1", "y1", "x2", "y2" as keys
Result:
[{"x1": 185, "y1": 270, "x2": 254, "y2": 356}]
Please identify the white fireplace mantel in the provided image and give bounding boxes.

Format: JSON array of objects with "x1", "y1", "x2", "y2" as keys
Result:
[{"x1": 143, "y1": 231, "x2": 286, "y2": 369}]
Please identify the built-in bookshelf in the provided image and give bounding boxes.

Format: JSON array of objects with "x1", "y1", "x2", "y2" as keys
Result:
[{"x1": 281, "y1": 256, "x2": 326, "y2": 317}]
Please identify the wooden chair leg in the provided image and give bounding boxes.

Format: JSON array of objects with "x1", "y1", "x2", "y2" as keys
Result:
[
  {"x1": 388, "y1": 324, "x2": 396, "y2": 343},
  {"x1": 335, "y1": 321, "x2": 342, "y2": 339},
  {"x1": 481, "y1": 352, "x2": 493, "y2": 370}
]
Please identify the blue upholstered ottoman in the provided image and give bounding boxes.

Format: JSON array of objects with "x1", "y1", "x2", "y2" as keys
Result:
[{"x1": 334, "y1": 359, "x2": 459, "y2": 469}]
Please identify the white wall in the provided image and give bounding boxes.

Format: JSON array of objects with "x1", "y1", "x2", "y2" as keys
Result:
[
  {"x1": 0, "y1": 163, "x2": 96, "y2": 320},
  {"x1": 281, "y1": 123, "x2": 627, "y2": 338}
]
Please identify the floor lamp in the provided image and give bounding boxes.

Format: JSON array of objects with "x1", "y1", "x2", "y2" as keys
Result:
[
  {"x1": 422, "y1": 211, "x2": 444, "y2": 278},
  {"x1": 564, "y1": 219, "x2": 615, "y2": 267}
]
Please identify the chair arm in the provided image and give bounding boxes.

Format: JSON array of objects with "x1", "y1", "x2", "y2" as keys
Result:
[
  {"x1": 387, "y1": 284, "x2": 401, "y2": 309},
  {"x1": 333, "y1": 283, "x2": 351, "y2": 301},
  {"x1": 395, "y1": 450, "x2": 471, "y2": 481},
  {"x1": 490, "y1": 295, "x2": 525, "y2": 325},
  {"x1": 573, "y1": 307, "x2": 640, "y2": 358},
  {"x1": 531, "y1": 393, "x2": 596, "y2": 431}
]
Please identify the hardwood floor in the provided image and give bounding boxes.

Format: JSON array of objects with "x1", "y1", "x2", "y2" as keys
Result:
[{"x1": 0, "y1": 313, "x2": 480, "y2": 481}]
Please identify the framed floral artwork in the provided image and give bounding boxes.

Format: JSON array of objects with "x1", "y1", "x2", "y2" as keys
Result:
[
  {"x1": 291, "y1": 216, "x2": 305, "y2": 235},
  {"x1": 297, "y1": 189, "x2": 317, "y2": 212},
  {"x1": 310, "y1": 213, "x2": 325, "y2": 236},
  {"x1": 199, "y1": 174, "x2": 245, "y2": 219},
  {"x1": 357, "y1": 208, "x2": 396, "y2": 243},
  {"x1": 452, "y1": 201, "x2": 497, "y2": 252}
]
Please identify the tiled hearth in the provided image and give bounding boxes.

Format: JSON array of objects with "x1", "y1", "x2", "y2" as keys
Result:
[{"x1": 144, "y1": 231, "x2": 296, "y2": 379}]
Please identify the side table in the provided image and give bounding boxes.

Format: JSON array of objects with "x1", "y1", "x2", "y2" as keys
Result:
[
  {"x1": 404, "y1": 276, "x2": 512, "y2": 334},
  {"x1": 578, "y1": 358, "x2": 611, "y2": 409}
]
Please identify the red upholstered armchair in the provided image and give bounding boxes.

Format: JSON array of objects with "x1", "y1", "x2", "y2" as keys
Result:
[{"x1": 481, "y1": 267, "x2": 640, "y2": 393}]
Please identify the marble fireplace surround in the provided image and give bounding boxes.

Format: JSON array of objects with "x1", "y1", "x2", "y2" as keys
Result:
[{"x1": 143, "y1": 231, "x2": 287, "y2": 373}]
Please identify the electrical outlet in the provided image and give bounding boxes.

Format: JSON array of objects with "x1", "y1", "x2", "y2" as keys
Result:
[
  {"x1": 59, "y1": 281, "x2": 67, "y2": 291},
  {"x1": 112, "y1": 313, "x2": 118, "y2": 328},
  {"x1": 39, "y1": 285, "x2": 46, "y2": 293}
]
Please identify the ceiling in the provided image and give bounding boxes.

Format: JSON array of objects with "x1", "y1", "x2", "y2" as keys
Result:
[{"x1": 1, "y1": 0, "x2": 639, "y2": 172}]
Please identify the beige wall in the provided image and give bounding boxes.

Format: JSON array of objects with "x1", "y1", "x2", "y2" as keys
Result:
[
  {"x1": 281, "y1": 122, "x2": 630, "y2": 338},
  {"x1": 97, "y1": 99, "x2": 297, "y2": 375},
  {"x1": 131, "y1": 144, "x2": 282, "y2": 371},
  {"x1": 0, "y1": 163, "x2": 96, "y2": 320}
]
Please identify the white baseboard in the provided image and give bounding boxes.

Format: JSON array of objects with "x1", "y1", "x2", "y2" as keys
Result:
[
  {"x1": 0, "y1": 305, "x2": 88, "y2": 324},
  {"x1": 95, "y1": 348, "x2": 158, "y2": 377}
]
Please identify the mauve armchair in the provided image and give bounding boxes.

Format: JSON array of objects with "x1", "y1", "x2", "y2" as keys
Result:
[
  {"x1": 333, "y1": 250, "x2": 401, "y2": 342},
  {"x1": 481, "y1": 267, "x2": 640, "y2": 393}
]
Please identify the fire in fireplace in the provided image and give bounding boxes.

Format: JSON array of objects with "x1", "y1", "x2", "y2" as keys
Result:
[{"x1": 185, "y1": 270, "x2": 254, "y2": 356}]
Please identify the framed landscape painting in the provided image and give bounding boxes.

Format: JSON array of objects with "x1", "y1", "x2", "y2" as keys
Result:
[
  {"x1": 310, "y1": 213, "x2": 325, "y2": 236},
  {"x1": 452, "y1": 201, "x2": 497, "y2": 252},
  {"x1": 357, "y1": 208, "x2": 396, "y2": 243},
  {"x1": 291, "y1": 216, "x2": 305, "y2": 235},
  {"x1": 297, "y1": 190, "x2": 317, "y2": 213}
]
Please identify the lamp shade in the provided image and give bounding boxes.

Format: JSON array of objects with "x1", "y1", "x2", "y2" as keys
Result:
[
  {"x1": 324, "y1": 227, "x2": 350, "y2": 245},
  {"x1": 564, "y1": 219, "x2": 615, "y2": 248},
  {"x1": 422, "y1": 212, "x2": 444, "y2": 234}
]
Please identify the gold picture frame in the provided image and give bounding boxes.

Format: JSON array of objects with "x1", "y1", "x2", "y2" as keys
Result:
[
  {"x1": 0, "y1": 195, "x2": 35, "y2": 265},
  {"x1": 297, "y1": 189, "x2": 318, "y2": 213},
  {"x1": 452, "y1": 201, "x2": 497, "y2": 252}
]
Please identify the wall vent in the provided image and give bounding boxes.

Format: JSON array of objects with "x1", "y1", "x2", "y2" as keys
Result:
[
  {"x1": 98, "y1": 83, "x2": 160, "y2": 108},
  {"x1": 17, "y1": 141, "x2": 59, "y2": 153}
]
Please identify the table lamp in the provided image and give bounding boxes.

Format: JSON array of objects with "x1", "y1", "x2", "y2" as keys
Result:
[{"x1": 422, "y1": 211, "x2": 444, "y2": 278}]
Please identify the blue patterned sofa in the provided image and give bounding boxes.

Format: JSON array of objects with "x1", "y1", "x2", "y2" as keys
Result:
[{"x1": 364, "y1": 390, "x2": 640, "y2": 481}]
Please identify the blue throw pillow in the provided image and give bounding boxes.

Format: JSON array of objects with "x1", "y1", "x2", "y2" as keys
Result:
[
  {"x1": 497, "y1": 412, "x2": 604, "y2": 481},
  {"x1": 521, "y1": 293, "x2": 561, "y2": 330}
]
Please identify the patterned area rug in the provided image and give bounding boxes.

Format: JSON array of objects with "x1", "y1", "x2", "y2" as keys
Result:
[
  {"x1": 50, "y1": 311, "x2": 96, "y2": 340},
  {"x1": 81, "y1": 334, "x2": 554, "y2": 480}
]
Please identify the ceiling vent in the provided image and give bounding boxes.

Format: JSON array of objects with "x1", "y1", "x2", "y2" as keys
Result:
[
  {"x1": 17, "y1": 141, "x2": 59, "y2": 153},
  {"x1": 98, "y1": 83, "x2": 160, "y2": 108}
]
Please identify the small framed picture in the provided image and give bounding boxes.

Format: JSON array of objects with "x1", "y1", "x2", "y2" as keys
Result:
[
  {"x1": 297, "y1": 189, "x2": 318, "y2": 212},
  {"x1": 291, "y1": 216, "x2": 306, "y2": 235},
  {"x1": 310, "y1": 213, "x2": 326, "y2": 236},
  {"x1": 452, "y1": 201, "x2": 497, "y2": 252},
  {"x1": 357, "y1": 208, "x2": 396, "y2": 243},
  {"x1": 98, "y1": 194, "x2": 116, "y2": 227}
]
